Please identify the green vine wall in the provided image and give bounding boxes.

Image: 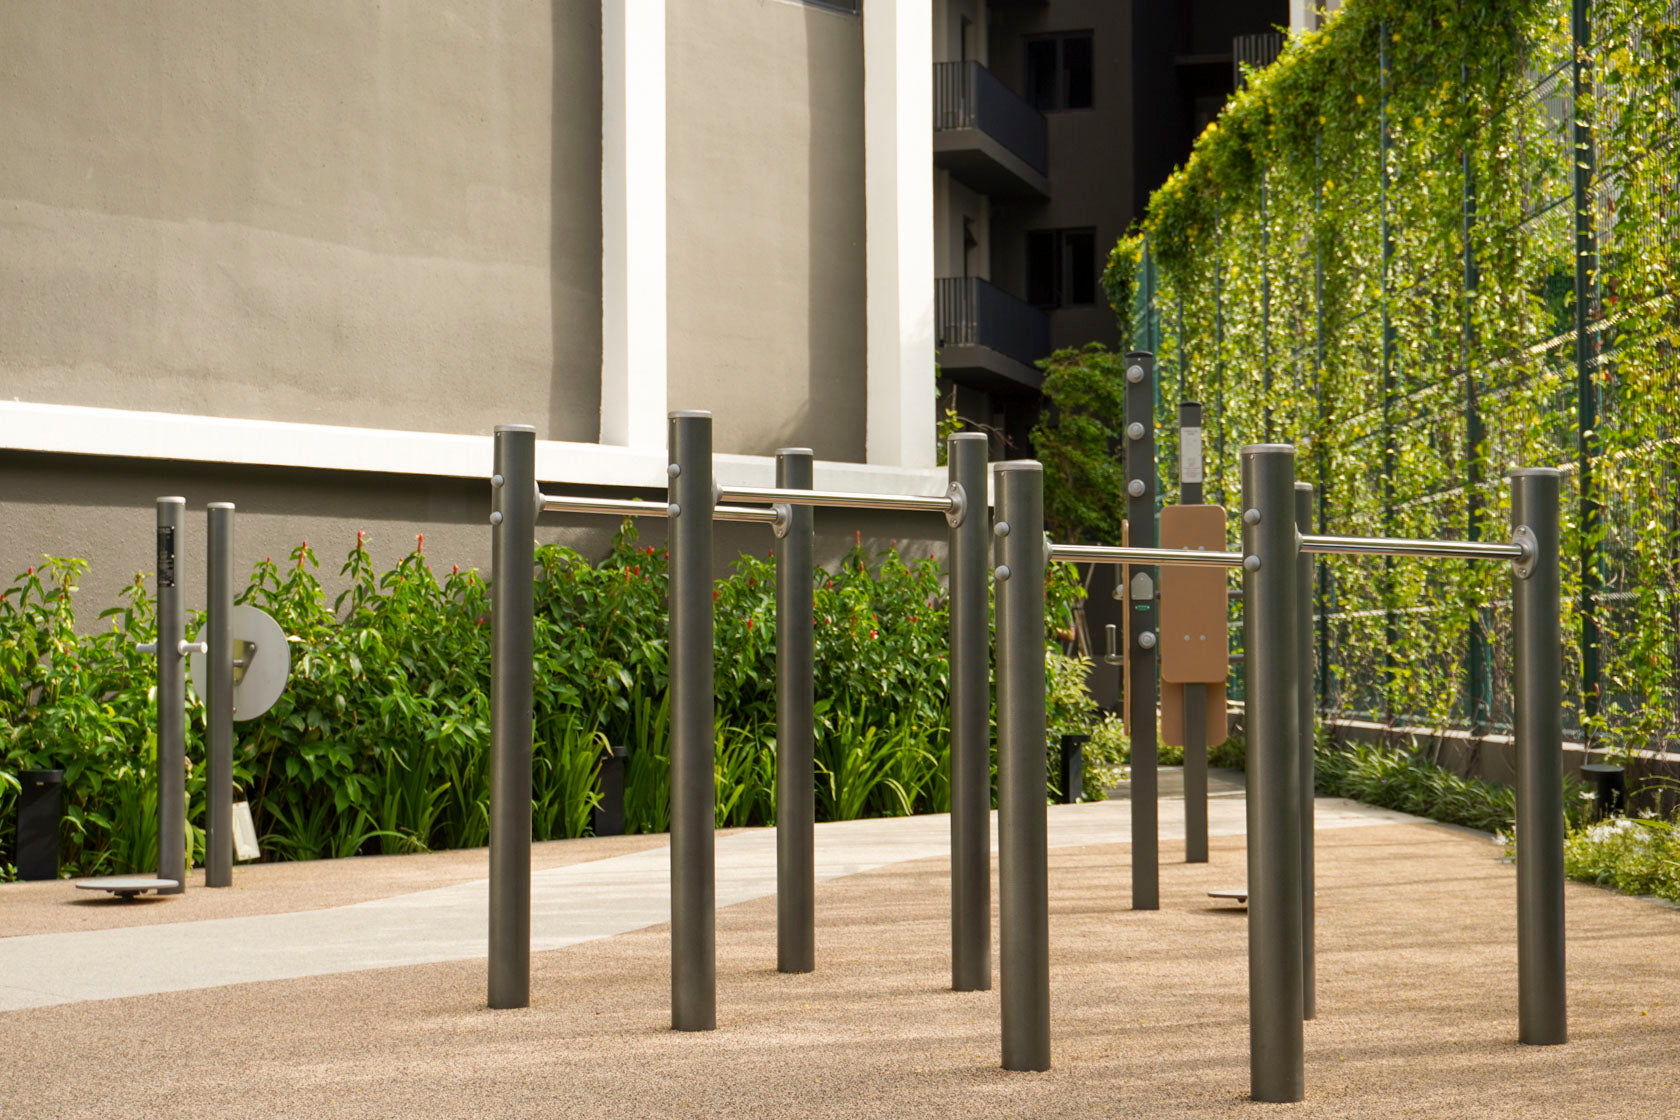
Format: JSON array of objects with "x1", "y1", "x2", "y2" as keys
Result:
[{"x1": 1112, "y1": 0, "x2": 1679, "y2": 751}]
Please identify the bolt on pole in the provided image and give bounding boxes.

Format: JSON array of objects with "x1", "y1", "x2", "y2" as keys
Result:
[
  {"x1": 669, "y1": 411, "x2": 717, "y2": 1031},
  {"x1": 1512, "y1": 467, "x2": 1567, "y2": 1045},
  {"x1": 1125, "y1": 350, "x2": 1160, "y2": 910},
  {"x1": 776, "y1": 447, "x2": 815, "y2": 974},
  {"x1": 994, "y1": 460, "x2": 1050, "y2": 1072},
  {"x1": 489, "y1": 425, "x2": 536, "y2": 1009},
  {"x1": 1295, "y1": 481, "x2": 1316, "y2": 1021},
  {"x1": 1241, "y1": 445, "x2": 1304, "y2": 1103},
  {"x1": 156, "y1": 497, "x2": 187, "y2": 894},
  {"x1": 948, "y1": 432, "x2": 992, "y2": 992},
  {"x1": 205, "y1": 502, "x2": 235, "y2": 889}
]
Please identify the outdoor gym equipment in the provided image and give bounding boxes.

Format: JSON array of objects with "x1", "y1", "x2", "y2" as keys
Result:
[
  {"x1": 77, "y1": 500, "x2": 288, "y2": 899},
  {"x1": 488, "y1": 418, "x2": 993, "y2": 1021},
  {"x1": 1037, "y1": 440, "x2": 1565, "y2": 1101}
]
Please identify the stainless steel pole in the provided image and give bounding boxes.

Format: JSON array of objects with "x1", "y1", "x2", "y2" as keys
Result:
[
  {"x1": 1295, "y1": 481, "x2": 1316, "y2": 1021},
  {"x1": 156, "y1": 497, "x2": 187, "y2": 894},
  {"x1": 670, "y1": 410, "x2": 717, "y2": 1031},
  {"x1": 1125, "y1": 351, "x2": 1159, "y2": 910},
  {"x1": 1241, "y1": 445, "x2": 1304, "y2": 1103},
  {"x1": 995, "y1": 460, "x2": 1049, "y2": 1072},
  {"x1": 776, "y1": 447, "x2": 815, "y2": 974},
  {"x1": 1181, "y1": 400, "x2": 1208, "y2": 866},
  {"x1": 489, "y1": 424, "x2": 536, "y2": 1009},
  {"x1": 1512, "y1": 467, "x2": 1567, "y2": 1045},
  {"x1": 949, "y1": 432, "x2": 991, "y2": 993},
  {"x1": 205, "y1": 502, "x2": 235, "y2": 889}
]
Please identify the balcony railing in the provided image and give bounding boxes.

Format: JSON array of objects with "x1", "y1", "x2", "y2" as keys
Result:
[
  {"x1": 936, "y1": 277, "x2": 1050, "y2": 370},
  {"x1": 933, "y1": 61, "x2": 1049, "y2": 178}
]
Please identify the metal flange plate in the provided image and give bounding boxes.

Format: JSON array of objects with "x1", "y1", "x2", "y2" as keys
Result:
[{"x1": 188, "y1": 605, "x2": 291, "y2": 721}]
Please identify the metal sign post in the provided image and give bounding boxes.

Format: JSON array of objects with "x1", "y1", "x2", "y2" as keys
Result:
[
  {"x1": 156, "y1": 497, "x2": 188, "y2": 896},
  {"x1": 1124, "y1": 351, "x2": 1160, "y2": 910}
]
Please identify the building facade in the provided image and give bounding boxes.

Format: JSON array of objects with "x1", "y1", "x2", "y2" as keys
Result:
[{"x1": 2, "y1": 0, "x2": 1297, "y2": 609}]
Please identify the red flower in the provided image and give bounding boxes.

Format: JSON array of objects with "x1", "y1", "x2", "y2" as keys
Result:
[
  {"x1": 633, "y1": 565, "x2": 641, "y2": 576},
  {"x1": 452, "y1": 564, "x2": 459, "y2": 575},
  {"x1": 870, "y1": 629, "x2": 878, "y2": 640},
  {"x1": 713, "y1": 589, "x2": 720, "y2": 601},
  {"x1": 357, "y1": 530, "x2": 364, "y2": 546},
  {"x1": 746, "y1": 618, "x2": 754, "y2": 631},
  {"x1": 416, "y1": 533, "x2": 424, "y2": 553}
]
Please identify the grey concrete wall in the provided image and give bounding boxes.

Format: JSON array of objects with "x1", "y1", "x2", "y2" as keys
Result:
[
  {"x1": 666, "y1": 0, "x2": 867, "y2": 462},
  {"x1": 0, "y1": 454, "x2": 944, "y2": 628},
  {"x1": 0, "y1": 0, "x2": 601, "y2": 443}
]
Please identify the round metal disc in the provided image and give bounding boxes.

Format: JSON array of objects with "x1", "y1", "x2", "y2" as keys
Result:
[{"x1": 188, "y1": 605, "x2": 292, "y2": 721}]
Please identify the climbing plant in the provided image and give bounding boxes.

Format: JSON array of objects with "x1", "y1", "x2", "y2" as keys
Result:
[{"x1": 1113, "y1": 0, "x2": 1680, "y2": 753}]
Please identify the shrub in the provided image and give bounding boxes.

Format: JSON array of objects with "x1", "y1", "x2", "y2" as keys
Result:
[{"x1": 1, "y1": 528, "x2": 1089, "y2": 875}]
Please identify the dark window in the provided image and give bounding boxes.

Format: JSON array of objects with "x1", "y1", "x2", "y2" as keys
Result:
[
  {"x1": 1025, "y1": 32, "x2": 1094, "y2": 111},
  {"x1": 1025, "y1": 228, "x2": 1098, "y2": 309}
]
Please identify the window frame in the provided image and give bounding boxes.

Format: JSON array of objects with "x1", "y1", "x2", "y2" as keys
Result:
[{"x1": 1024, "y1": 31, "x2": 1095, "y2": 113}]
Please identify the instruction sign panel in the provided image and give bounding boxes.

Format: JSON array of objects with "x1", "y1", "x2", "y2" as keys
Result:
[{"x1": 1159, "y1": 505, "x2": 1230, "y2": 684}]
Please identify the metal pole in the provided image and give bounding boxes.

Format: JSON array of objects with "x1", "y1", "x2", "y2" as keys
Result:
[
  {"x1": 1571, "y1": 0, "x2": 1602, "y2": 731},
  {"x1": 1295, "y1": 482, "x2": 1316, "y2": 1021},
  {"x1": 1512, "y1": 468, "x2": 1567, "y2": 1045},
  {"x1": 1180, "y1": 400, "x2": 1208, "y2": 865},
  {"x1": 205, "y1": 502, "x2": 234, "y2": 889},
  {"x1": 670, "y1": 410, "x2": 717, "y2": 1031},
  {"x1": 949, "y1": 432, "x2": 991, "y2": 992},
  {"x1": 489, "y1": 425, "x2": 535, "y2": 1009},
  {"x1": 1125, "y1": 351, "x2": 1159, "y2": 910},
  {"x1": 1380, "y1": 21, "x2": 1398, "y2": 721},
  {"x1": 1241, "y1": 445, "x2": 1304, "y2": 1103},
  {"x1": 995, "y1": 460, "x2": 1049, "y2": 1072},
  {"x1": 156, "y1": 497, "x2": 187, "y2": 894},
  {"x1": 776, "y1": 448, "x2": 815, "y2": 974},
  {"x1": 1463, "y1": 62, "x2": 1492, "y2": 737}
]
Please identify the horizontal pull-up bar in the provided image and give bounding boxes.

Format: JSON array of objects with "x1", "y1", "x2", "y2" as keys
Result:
[
  {"x1": 1049, "y1": 543, "x2": 1243, "y2": 569},
  {"x1": 719, "y1": 484, "x2": 956, "y2": 515},
  {"x1": 1299, "y1": 533, "x2": 1526, "y2": 563},
  {"x1": 539, "y1": 491, "x2": 781, "y2": 526}
]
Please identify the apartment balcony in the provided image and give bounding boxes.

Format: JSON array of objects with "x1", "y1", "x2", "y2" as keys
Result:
[
  {"x1": 935, "y1": 277, "x2": 1050, "y2": 394},
  {"x1": 932, "y1": 61, "x2": 1050, "y2": 199}
]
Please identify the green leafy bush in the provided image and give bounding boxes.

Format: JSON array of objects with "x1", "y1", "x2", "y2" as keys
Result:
[
  {"x1": 2, "y1": 528, "x2": 1089, "y2": 876},
  {"x1": 1564, "y1": 816, "x2": 1680, "y2": 904}
]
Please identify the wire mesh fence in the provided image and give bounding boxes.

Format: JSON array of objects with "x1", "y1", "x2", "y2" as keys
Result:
[{"x1": 1127, "y1": 0, "x2": 1680, "y2": 755}]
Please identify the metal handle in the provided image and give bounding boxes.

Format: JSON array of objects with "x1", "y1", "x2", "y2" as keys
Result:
[
  {"x1": 1102, "y1": 623, "x2": 1123, "y2": 666},
  {"x1": 136, "y1": 641, "x2": 158, "y2": 655},
  {"x1": 178, "y1": 639, "x2": 207, "y2": 657}
]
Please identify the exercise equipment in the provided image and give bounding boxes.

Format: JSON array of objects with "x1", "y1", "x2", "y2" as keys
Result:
[{"x1": 77, "y1": 500, "x2": 288, "y2": 899}]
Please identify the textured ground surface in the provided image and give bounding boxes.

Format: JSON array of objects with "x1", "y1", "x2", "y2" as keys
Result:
[
  {"x1": 0, "y1": 831, "x2": 675, "y2": 937},
  {"x1": 3, "y1": 813, "x2": 1678, "y2": 1118}
]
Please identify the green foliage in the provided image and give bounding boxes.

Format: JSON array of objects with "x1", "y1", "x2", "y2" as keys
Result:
[
  {"x1": 1120, "y1": 0, "x2": 1680, "y2": 747},
  {"x1": 1030, "y1": 344, "x2": 1129, "y2": 544},
  {"x1": 1315, "y1": 740, "x2": 1524, "y2": 834},
  {"x1": 1, "y1": 531, "x2": 1090, "y2": 875}
]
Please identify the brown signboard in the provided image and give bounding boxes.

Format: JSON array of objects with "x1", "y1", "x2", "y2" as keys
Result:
[{"x1": 1159, "y1": 504, "x2": 1230, "y2": 684}]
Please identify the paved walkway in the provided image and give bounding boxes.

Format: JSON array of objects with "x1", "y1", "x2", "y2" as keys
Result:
[{"x1": 0, "y1": 788, "x2": 1416, "y2": 1011}]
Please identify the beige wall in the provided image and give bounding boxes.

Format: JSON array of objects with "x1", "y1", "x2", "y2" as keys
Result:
[
  {"x1": 666, "y1": 0, "x2": 867, "y2": 462},
  {"x1": 0, "y1": 1, "x2": 602, "y2": 443}
]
